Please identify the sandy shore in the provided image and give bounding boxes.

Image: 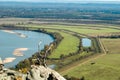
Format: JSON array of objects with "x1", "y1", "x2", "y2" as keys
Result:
[
  {"x1": 2, "y1": 30, "x2": 27, "y2": 38},
  {"x1": 3, "y1": 57, "x2": 16, "y2": 64},
  {"x1": 2, "y1": 30, "x2": 16, "y2": 34},
  {"x1": 13, "y1": 48, "x2": 28, "y2": 56}
]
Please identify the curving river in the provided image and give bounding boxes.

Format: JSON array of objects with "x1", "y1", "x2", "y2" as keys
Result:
[{"x1": 0, "y1": 30, "x2": 54, "y2": 68}]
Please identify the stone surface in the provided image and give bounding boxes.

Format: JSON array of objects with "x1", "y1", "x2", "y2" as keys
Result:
[{"x1": 0, "y1": 65, "x2": 66, "y2": 80}]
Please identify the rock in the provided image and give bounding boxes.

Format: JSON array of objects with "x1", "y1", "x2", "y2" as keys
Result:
[
  {"x1": 0, "y1": 65, "x2": 66, "y2": 80},
  {"x1": 27, "y1": 65, "x2": 66, "y2": 80}
]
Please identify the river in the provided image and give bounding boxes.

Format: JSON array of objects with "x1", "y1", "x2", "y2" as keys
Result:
[{"x1": 0, "y1": 30, "x2": 54, "y2": 68}]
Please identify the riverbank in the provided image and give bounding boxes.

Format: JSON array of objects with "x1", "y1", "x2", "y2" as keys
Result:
[
  {"x1": 0, "y1": 26, "x2": 58, "y2": 68},
  {"x1": 2, "y1": 30, "x2": 27, "y2": 38}
]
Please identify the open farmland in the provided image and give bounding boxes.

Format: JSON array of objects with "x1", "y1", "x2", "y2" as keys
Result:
[
  {"x1": 47, "y1": 29, "x2": 80, "y2": 58},
  {"x1": 101, "y1": 39, "x2": 120, "y2": 54},
  {"x1": 22, "y1": 23, "x2": 120, "y2": 80},
  {"x1": 61, "y1": 53, "x2": 120, "y2": 80},
  {"x1": 0, "y1": 2, "x2": 120, "y2": 80},
  {"x1": 0, "y1": 18, "x2": 120, "y2": 80},
  {"x1": 23, "y1": 24, "x2": 120, "y2": 35}
]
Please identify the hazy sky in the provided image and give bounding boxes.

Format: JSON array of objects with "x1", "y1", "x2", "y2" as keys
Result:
[{"x1": 0, "y1": 0, "x2": 120, "y2": 2}]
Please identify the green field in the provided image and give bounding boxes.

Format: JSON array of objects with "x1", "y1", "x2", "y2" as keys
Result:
[
  {"x1": 36, "y1": 24, "x2": 120, "y2": 80},
  {"x1": 60, "y1": 38, "x2": 120, "y2": 80},
  {"x1": 47, "y1": 29, "x2": 80, "y2": 58},
  {"x1": 0, "y1": 3, "x2": 120, "y2": 79},
  {"x1": 61, "y1": 53, "x2": 120, "y2": 80},
  {"x1": 14, "y1": 21, "x2": 120, "y2": 79},
  {"x1": 23, "y1": 24, "x2": 120, "y2": 34},
  {"x1": 102, "y1": 39, "x2": 120, "y2": 54}
]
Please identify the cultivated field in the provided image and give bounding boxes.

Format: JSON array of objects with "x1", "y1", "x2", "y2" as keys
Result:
[
  {"x1": 26, "y1": 23, "x2": 120, "y2": 80},
  {"x1": 61, "y1": 53, "x2": 120, "y2": 80},
  {"x1": 102, "y1": 38, "x2": 120, "y2": 54},
  {"x1": 47, "y1": 29, "x2": 80, "y2": 58},
  {"x1": 25, "y1": 24, "x2": 120, "y2": 34}
]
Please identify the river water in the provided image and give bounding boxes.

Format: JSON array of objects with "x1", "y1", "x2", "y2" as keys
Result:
[{"x1": 0, "y1": 30, "x2": 54, "y2": 68}]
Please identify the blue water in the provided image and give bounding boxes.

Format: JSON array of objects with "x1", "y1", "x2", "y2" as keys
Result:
[
  {"x1": 0, "y1": 30, "x2": 54, "y2": 68},
  {"x1": 82, "y1": 38, "x2": 91, "y2": 47}
]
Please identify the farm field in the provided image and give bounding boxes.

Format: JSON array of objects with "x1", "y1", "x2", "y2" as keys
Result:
[
  {"x1": 101, "y1": 38, "x2": 120, "y2": 54},
  {"x1": 47, "y1": 29, "x2": 80, "y2": 58},
  {"x1": 0, "y1": 18, "x2": 120, "y2": 80},
  {"x1": 22, "y1": 24, "x2": 120, "y2": 34},
  {"x1": 60, "y1": 38, "x2": 120, "y2": 80},
  {"x1": 0, "y1": 2, "x2": 120, "y2": 80},
  {"x1": 61, "y1": 53, "x2": 120, "y2": 80},
  {"x1": 27, "y1": 23, "x2": 120, "y2": 80}
]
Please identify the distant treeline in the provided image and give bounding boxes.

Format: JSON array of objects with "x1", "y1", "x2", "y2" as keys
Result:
[
  {"x1": 98, "y1": 33, "x2": 120, "y2": 38},
  {"x1": 0, "y1": 2, "x2": 120, "y2": 23}
]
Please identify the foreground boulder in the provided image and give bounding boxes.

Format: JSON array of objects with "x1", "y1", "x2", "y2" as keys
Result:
[{"x1": 0, "y1": 65, "x2": 66, "y2": 80}]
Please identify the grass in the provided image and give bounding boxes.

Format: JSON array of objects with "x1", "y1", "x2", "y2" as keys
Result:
[
  {"x1": 61, "y1": 38, "x2": 120, "y2": 80},
  {"x1": 60, "y1": 52, "x2": 93, "y2": 65},
  {"x1": 101, "y1": 38, "x2": 120, "y2": 54},
  {"x1": 17, "y1": 23, "x2": 120, "y2": 80},
  {"x1": 22, "y1": 24, "x2": 120, "y2": 34},
  {"x1": 1, "y1": 18, "x2": 120, "y2": 80},
  {"x1": 65, "y1": 27, "x2": 120, "y2": 34},
  {"x1": 47, "y1": 29, "x2": 80, "y2": 58},
  {"x1": 62, "y1": 54, "x2": 120, "y2": 80}
]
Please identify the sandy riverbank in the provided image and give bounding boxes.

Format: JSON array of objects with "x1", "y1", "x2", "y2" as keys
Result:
[
  {"x1": 3, "y1": 57, "x2": 16, "y2": 64},
  {"x1": 2, "y1": 30, "x2": 16, "y2": 34},
  {"x1": 2, "y1": 30, "x2": 27, "y2": 38},
  {"x1": 13, "y1": 48, "x2": 28, "y2": 56}
]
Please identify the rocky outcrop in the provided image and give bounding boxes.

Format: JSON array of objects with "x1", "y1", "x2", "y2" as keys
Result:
[
  {"x1": 27, "y1": 65, "x2": 66, "y2": 80},
  {"x1": 0, "y1": 65, "x2": 66, "y2": 80},
  {"x1": 0, "y1": 68, "x2": 26, "y2": 80}
]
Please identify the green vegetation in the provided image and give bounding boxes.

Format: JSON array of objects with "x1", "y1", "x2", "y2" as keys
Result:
[
  {"x1": 0, "y1": 2, "x2": 120, "y2": 80},
  {"x1": 23, "y1": 24, "x2": 120, "y2": 34},
  {"x1": 61, "y1": 38, "x2": 120, "y2": 80},
  {"x1": 0, "y1": 2, "x2": 120, "y2": 25},
  {"x1": 47, "y1": 30, "x2": 79, "y2": 58},
  {"x1": 102, "y1": 39, "x2": 120, "y2": 54},
  {"x1": 62, "y1": 54, "x2": 120, "y2": 80},
  {"x1": 1, "y1": 18, "x2": 120, "y2": 80}
]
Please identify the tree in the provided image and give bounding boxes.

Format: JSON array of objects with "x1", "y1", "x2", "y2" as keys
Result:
[{"x1": 60, "y1": 54, "x2": 64, "y2": 60}]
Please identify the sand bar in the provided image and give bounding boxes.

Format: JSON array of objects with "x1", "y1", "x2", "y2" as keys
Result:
[
  {"x1": 3, "y1": 57, "x2": 16, "y2": 64},
  {"x1": 2, "y1": 30, "x2": 27, "y2": 38},
  {"x1": 2, "y1": 30, "x2": 15, "y2": 34},
  {"x1": 13, "y1": 48, "x2": 28, "y2": 56}
]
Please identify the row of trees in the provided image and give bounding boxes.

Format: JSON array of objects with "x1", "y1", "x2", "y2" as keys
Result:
[
  {"x1": 98, "y1": 33, "x2": 120, "y2": 38},
  {"x1": 64, "y1": 75, "x2": 85, "y2": 80},
  {"x1": 58, "y1": 37, "x2": 94, "y2": 60},
  {"x1": 0, "y1": 3, "x2": 120, "y2": 22}
]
